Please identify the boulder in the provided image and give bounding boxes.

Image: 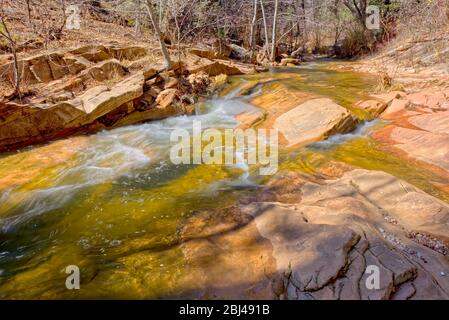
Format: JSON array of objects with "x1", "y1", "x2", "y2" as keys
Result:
[
  {"x1": 227, "y1": 44, "x2": 250, "y2": 60},
  {"x1": 156, "y1": 88, "x2": 179, "y2": 109},
  {"x1": 280, "y1": 58, "x2": 301, "y2": 66},
  {"x1": 353, "y1": 99, "x2": 387, "y2": 118},
  {"x1": 273, "y1": 98, "x2": 358, "y2": 147},
  {"x1": 188, "y1": 61, "x2": 244, "y2": 77},
  {"x1": 381, "y1": 98, "x2": 410, "y2": 118}
]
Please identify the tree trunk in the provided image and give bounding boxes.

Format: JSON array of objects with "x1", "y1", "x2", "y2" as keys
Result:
[
  {"x1": 344, "y1": 0, "x2": 368, "y2": 29},
  {"x1": 145, "y1": 0, "x2": 172, "y2": 69},
  {"x1": 270, "y1": 0, "x2": 279, "y2": 62},
  {"x1": 249, "y1": 0, "x2": 258, "y2": 58},
  {"x1": 260, "y1": 0, "x2": 270, "y2": 59},
  {"x1": 25, "y1": 0, "x2": 32, "y2": 25},
  {"x1": 0, "y1": 17, "x2": 21, "y2": 100}
]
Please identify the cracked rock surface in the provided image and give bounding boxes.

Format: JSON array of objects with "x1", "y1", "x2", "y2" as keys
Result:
[{"x1": 180, "y1": 168, "x2": 449, "y2": 300}]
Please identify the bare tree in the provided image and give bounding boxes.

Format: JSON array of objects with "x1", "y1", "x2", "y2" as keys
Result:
[
  {"x1": 343, "y1": 0, "x2": 367, "y2": 29},
  {"x1": 0, "y1": 14, "x2": 21, "y2": 99},
  {"x1": 260, "y1": 0, "x2": 270, "y2": 58},
  {"x1": 270, "y1": 0, "x2": 279, "y2": 62},
  {"x1": 145, "y1": 0, "x2": 172, "y2": 69},
  {"x1": 249, "y1": 0, "x2": 258, "y2": 59}
]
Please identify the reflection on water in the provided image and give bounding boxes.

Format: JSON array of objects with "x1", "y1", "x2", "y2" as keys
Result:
[{"x1": 0, "y1": 62, "x2": 447, "y2": 299}]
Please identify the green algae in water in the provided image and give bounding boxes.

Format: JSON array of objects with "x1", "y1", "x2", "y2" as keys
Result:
[{"x1": 0, "y1": 162, "x2": 243, "y2": 299}]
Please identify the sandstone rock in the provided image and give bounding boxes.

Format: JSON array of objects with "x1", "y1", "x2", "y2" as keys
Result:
[
  {"x1": 280, "y1": 58, "x2": 301, "y2": 66},
  {"x1": 113, "y1": 103, "x2": 186, "y2": 128},
  {"x1": 353, "y1": 99, "x2": 387, "y2": 118},
  {"x1": 0, "y1": 73, "x2": 144, "y2": 151},
  {"x1": 143, "y1": 67, "x2": 157, "y2": 80},
  {"x1": 74, "y1": 73, "x2": 144, "y2": 117},
  {"x1": 156, "y1": 88, "x2": 179, "y2": 108},
  {"x1": 164, "y1": 77, "x2": 179, "y2": 89},
  {"x1": 374, "y1": 108, "x2": 449, "y2": 175},
  {"x1": 235, "y1": 108, "x2": 266, "y2": 129},
  {"x1": 26, "y1": 54, "x2": 54, "y2": 83},
  {"x1": 0, "y1": 101, "x2": 86, "y2": 151},
  {"x1": 176, "y1": 206, "x2": 281, "y2": 299},
  {"x1": 1, "y1": 52, "x2": 72, "y2": 84},
  {"x1": 145, "y1": 87, "x2": 160, "y2": 99},
  {"x1": 407, "y1": 89, "x2": 449, "y2": 110},
  {"x1": 140, "y1": 91, "x2": 156, "y2": 106},
  {"x1": 69, "y1": 45, "x2": 106, "y2": 56},
  {"x1": 381, "y1": 98, "x2": 410, "y2": 118},
  {"x1": 244, "y1": 202, "x2": 360, "y2": 292},
  {"x1": 336, "y1": 169, "x2": 449, "y2": 241},
  {"x1": 248, "y1": 78, "x2": 311, "y2": 112},
  {"x1": 78, "y1": 48, "x2": 110, "y2": 62},
  {"x1": 408, "y1": 111, "x2": 449, "y2": 134},
  {"x1": 63, "y1": 56, "x2": 90, "y2": 74},
  {"x1": 45, "y1": 52, "x2": 70, "y2": 80},
  {"x1": 371, "y1": 91, "x2": 406, "y2": 105},
  {"x1": 238, "y1": 168, "x2": 449, "y2": 300},
  {"x1": 385, "y1": 126, "x2": 449, "y2": 173},
  {"x1": 189, "y1": 61, "x2": 244, "y2": 77},
  {"x1": 79, "y1": 59, "x2": 127, "y2": 82},
  {"x1": 108, "y1": 45, "x2": 147, "y2": 61},
  {"x1": 273, "y1": 98, "x2": 358, "y2": 147},
  {"x1": 188, "y1": 48, "x2": 226, "y2": 60}
]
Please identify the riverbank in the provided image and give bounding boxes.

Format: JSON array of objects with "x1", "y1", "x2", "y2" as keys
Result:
[{"x1": 0, "y1": 44, "x2": 266, "y2": 152}]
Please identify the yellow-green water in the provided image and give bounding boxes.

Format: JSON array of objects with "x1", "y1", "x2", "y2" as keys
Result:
[{"x1": 0, "y1": 62, "x2": 447, "y2": 299}]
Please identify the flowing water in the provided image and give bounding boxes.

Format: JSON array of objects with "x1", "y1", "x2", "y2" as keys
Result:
[{"x1": 0, "y1": 62, "x2": 448, "y2": 299}]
